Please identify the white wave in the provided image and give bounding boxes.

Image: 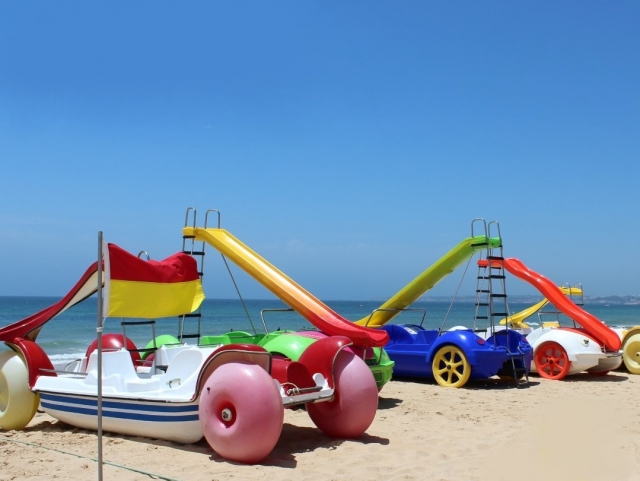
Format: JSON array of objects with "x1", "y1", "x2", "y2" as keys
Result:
[{"x1": 48, "y1": 351, "x2": 86, "y2": 369}]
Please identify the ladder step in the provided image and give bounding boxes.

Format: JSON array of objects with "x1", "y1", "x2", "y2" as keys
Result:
[
  {"x1": 476, "y1": 302, "x2": 489, "y2": 307},
  {"x1": 475, "y1": 316, "x2": 488, "y2": 320},
  {"x1": 487, "y1": 255, "x2": 504, "y2": 260},
  {"x1": 492, "y1": 312, "x2": 509, "y2": 317},
  {"x1": 182, "y1": 313, "x2": 201, "y2": 319},
  {"x1": 476, "y1": 289, "x2": 490, "y2": 293},
  {"x1": 120, "y1": 320, "x2": 156, "y2": 326},
  {"x1": 491, "y1": 294, "x2": 507, "y2": 298},
  {"x1": 182, "y1": 250, "x2": 205, "y2": 256},
  {"x1": 180, "y1": 333, "x2": 200, "y2": 339},
  {"x1": 490, "y1": 275, "x2": 506, "y2": 279}
]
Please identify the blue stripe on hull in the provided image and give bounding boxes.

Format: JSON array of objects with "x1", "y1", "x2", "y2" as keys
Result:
[
  {"x1": 40, "y1": 393, "x2": 199, "y2": 422},
  {"x1": 41, "y1": 401, "x2": 199, "y2": 422}
]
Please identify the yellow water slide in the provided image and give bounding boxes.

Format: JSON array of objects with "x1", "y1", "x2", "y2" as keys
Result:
[
  {"x1": 354, "y1": 235, "x2": 501, "y2": 328},
  {"x1": 182, "y1": 227, "x2": 389, "y2": 348}
]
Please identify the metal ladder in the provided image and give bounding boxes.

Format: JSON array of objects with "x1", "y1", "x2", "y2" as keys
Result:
[
  {"x1": 473, "y1": 221, "x2": 529, "y2": 387},
  {"x1": 119, "y1": 250, "x2": 158, "y2": 362},
  {"x1": 178, "y1": 207, "x2": 215, "y2": 343}
]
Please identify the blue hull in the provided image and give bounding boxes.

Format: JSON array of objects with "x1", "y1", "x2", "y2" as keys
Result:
[{"x1": 382, "y1": 324, "x2": 533, "y2": 382}]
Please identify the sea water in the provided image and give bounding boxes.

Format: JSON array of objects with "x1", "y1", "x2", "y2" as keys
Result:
[{"x1": 1, "y1": 296, "x2": 639, "y2": 368}]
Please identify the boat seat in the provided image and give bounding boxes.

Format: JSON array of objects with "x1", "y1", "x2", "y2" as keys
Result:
[
  {"x1": 164, "y1": 348, "x2": 206, "y2": 387},
  {"x1": 271, "y1": 357, "x2": 316, "y2": 390},
  {"x1": 83, "y1": 350, "x2": 139, "y2": 392},
  {"x1": 85, "y1": 349, "x2": 139, "y2": 381},
  {"x1": 384, "y1": 325, "x2": 416, "y2": 345},
  {"x1": 154, "y1": 344, "x2": 190, "y2": 370},
  {"x1": 415, "y1": 330, "x2": 438, "y2": 345}
]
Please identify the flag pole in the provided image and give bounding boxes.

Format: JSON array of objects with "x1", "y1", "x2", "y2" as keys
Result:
[{"x1": 97, "y1": 232, "x2": 104, "y2": 481}]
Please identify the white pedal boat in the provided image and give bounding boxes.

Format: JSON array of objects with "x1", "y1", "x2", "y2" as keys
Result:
[
  {"x1": 526, "y1": 326, "x2": 622, "y2": 378},
  {"x1": 0, "y1": 333, "x2": 378, "y2": 464}
]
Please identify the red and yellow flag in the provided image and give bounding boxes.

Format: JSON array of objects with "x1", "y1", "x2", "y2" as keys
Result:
[{"x1": 103, "y1": 243, "x2": 205, "y2": 318}]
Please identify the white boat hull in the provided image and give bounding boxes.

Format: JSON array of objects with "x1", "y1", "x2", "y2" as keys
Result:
[{"x1": 39, "y1": 391, "x2": 202, "y2": 443}]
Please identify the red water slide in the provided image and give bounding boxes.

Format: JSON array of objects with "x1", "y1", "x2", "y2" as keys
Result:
[
  {"x1": 0, "y1": 262, "x2": 100, "y2": 343},
  {"x1": 500, "y1": 258, "x2": 621, "y2": 352}
]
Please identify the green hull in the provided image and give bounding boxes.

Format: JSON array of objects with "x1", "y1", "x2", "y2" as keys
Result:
[{"x1": 198, "y1": 330, "x2": 394, "y2": 391}]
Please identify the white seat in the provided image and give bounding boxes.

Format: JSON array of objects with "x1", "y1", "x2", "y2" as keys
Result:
[{"x1": 163, "y1": 348, "x2": 206, "y2": 388}]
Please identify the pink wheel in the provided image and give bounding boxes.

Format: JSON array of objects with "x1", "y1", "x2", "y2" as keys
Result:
[
  {"x1": 198, "y1": 361, "x2": 284, "y2": 464},
  {"x1": 306, "y1": 350, "x2": 378, "y2": 438},
  {"x1": 534, "y1": 341, "x2": 571, "y2": 380}
]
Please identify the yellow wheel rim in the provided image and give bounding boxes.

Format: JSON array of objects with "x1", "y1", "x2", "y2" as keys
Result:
[
  {"x1": 623, "y1": 333, "x2": 640, "y2": 374},
  {"x1": 432, "y1": 345, "x2": 471, "y2": 388}
]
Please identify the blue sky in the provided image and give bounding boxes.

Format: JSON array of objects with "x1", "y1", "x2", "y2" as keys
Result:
[{"x1": 1, "y1": 2, "x2": 638, "y2": 300}]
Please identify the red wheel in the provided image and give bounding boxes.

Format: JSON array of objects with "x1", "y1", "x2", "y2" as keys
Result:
[
  {"x1": 306, "y1": 350, "x2": 378, "y2": 438},
  {"x1": 198, "y1": 361, "x2": 284, "y2": 464},
  {"x1": 534, "y1": 342, "x2": 571, "y2": 380}
]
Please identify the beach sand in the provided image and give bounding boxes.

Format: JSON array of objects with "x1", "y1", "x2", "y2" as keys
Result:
[{"x1": 1, "y1": 372, "x2": 639, "y2": 481}]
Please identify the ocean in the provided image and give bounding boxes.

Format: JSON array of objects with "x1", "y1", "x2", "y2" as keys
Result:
[{"x1": 1, "y1": 296, "x2": 639, "y2": 368}]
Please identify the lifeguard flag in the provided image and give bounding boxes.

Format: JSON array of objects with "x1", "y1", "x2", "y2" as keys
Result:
[{"x1": 102, "y1": 243, "x2": 205, "y2": 318}]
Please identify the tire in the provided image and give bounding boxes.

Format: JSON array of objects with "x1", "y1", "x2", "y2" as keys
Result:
[
  {"x1": 198, "y1": 361, "x2": 284, "y2": 464},
  {"x1": 306, "y1": 350, "x2": 378, "y2": 438},
  {"x1": 0, "y1": 351, "x2": 39, "y2": 431},
  {"x1": 431, "y1": 345, "x2": 471, "y2": 388},
  {"x1": 623, "y1": 333, "x2": 640, "y2": 374},
  {"x1": 534, "y1": 341, "x2": 571, "y2": 380}
]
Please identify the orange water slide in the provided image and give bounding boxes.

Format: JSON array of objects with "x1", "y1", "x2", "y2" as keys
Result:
[
  {"x1": 499, "y1": 258, "x2": 621, "y2": 352},
  {"x1": 183, "y1": 227, "x2": 389, "y2": 348}
]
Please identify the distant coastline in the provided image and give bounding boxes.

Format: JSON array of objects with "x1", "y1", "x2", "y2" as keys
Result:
[
  {"x1": 416, "y1": 295, "x2": 640, "y2": 305},
  {"x1": 2, "y1": 295, "x2": 640, "y2": 306}
]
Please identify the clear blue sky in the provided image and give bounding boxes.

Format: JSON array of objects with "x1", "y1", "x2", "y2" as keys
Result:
[{"x1": 1, "y1": 2, "x2": 638, "y2": 300}]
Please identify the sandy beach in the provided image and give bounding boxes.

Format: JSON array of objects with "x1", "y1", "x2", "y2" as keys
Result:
[{"x1": 1, "y1": 371, "x2": 639, "y2": 481}]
